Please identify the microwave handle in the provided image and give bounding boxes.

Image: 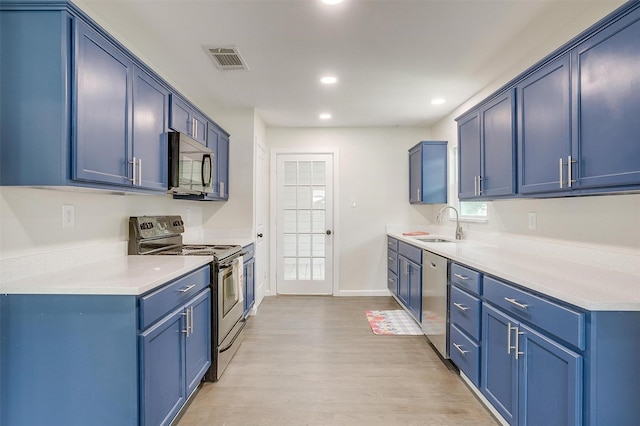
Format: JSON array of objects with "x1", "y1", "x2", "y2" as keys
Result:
[{"x1": 202, "y1": 154, "x2": 212, "y2": 186}]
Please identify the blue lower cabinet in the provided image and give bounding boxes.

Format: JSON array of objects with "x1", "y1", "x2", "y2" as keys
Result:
[
  {"x1": 450, "y1": 324, "x2": 481, "y2": 387},
  {"x1": 482, "y1": 302, "x2": 583, "y2": 426},
  {"x1": 518, "y1": 324, "x2": 582, "y2": 426},
  {"x1": 482, "y1": 303, "x2": 518, "y2": 424},
  {"x1": 140, "y1": 307, "x2": 186, "y2": 426},
  {"x1": 243, "y1": 243, "x2": 256, "y2": 317},
  {"x1": 0, "y1": 266, "x2": 211, "y2": 426},
  {"x1": 397, "y1": 255, "x2": 421, "y2": 322}
]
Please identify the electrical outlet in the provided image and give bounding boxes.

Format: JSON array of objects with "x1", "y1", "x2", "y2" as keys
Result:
[
  {"x1": 528, "y1": 212, "x2": 537, "y2": 230},
  {"x1": 62, "y1": 204, "x2": 75, "y2": 228}
]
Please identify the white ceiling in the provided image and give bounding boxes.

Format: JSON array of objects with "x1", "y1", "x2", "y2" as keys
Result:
[{"x1": 76, "y1": 0, "x2": 623, "y2": 128}]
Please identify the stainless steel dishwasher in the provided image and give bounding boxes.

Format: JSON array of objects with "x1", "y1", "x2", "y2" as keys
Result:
[{"x1": 421, "y1": 250, "x2": 450, "y2": 359}]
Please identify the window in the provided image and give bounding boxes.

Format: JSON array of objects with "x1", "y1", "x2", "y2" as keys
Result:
[{"x1": 448, "y1": 146, "x2": 488, "y2": 222}]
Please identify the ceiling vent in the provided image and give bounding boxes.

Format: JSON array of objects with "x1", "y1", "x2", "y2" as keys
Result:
[{"x1": 203, "y1": 46, "x2": 249, "y2": 71}]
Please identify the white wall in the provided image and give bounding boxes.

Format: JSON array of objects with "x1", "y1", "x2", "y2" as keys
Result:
[{"x1": 266, "y1": 127, "x2": 433, "y2": 294}]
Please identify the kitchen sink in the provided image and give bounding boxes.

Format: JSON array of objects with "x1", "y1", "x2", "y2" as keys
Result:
[{"x1": 413, "y1": 237, "x2": 456, "y2": 243}]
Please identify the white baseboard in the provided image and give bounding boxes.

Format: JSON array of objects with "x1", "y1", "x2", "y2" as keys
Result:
[
  {"x1": 459, "y1": 372, "x2": 509, "y2": 426},
  {"x1": 335, "y1": 289, "x2": 392, "y2": 297}
]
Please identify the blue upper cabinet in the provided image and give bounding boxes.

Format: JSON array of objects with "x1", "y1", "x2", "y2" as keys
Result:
[
  {"x1": 133, "y1": 67, "x2": 170, "y2": 191},
  {"x1": 457, "y1": 112, "x2": 481, "y2": 199},
  {"x1": 409, "y1": 141, "x2": 448, "y2": 204},
  {"x1": 517, "y1": 54, "x2": 572, "y2": 195},
  {"x1": 74, "y1": 19, "x2": 133, "y2": 186},
  {"x1": 169, "y1": 94, "x2": 207, "y2": 146},
  {"x1": 0, "y1": 1, "x2": 228, "y2": 194},
  {"x1": 571, "y1": 8, "x2": 640, "y2": 190},
  {"x1": 481, "y1": 90, "x2": 516, "y2": 198},
  {"x1": 458, "y1": 90, "x2": 516, "y2": 200}
]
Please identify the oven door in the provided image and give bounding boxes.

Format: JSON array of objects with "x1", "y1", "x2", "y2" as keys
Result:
[{"x1": 217, "y1": 256, "x2": 244, "y2": 342}]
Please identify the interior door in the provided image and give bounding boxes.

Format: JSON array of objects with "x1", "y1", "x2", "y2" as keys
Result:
[
  {"x1": 276, "y1": 154, "x2": 333, "y2": 295},
  {"x1": 254, "y1": 142, "x2": 267, "y2": 305}
]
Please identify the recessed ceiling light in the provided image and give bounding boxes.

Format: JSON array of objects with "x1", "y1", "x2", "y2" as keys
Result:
[
  {"x1": 431, "y1": 98, "x2": 446, "y2": 105},
  {"x1": 322, "y1": 0, "x2": 343, "y2": 5},
  {"x1": 320, "y1": 76, "x2": 338, "y2": 85},
  {"x1": 319, "y1": 113, "x2": 332, "y2": 120}
]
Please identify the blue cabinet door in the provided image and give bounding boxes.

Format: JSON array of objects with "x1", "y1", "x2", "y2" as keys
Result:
[
  {"x1": 517, "y1": 54, "x2": 571, "y2": 195},
  {"x1": 133, "y1": 67, "x2": 169, "y2": 191},
  {"x1": 243, "y1": 258, "x2": 255, "y2": 317},
  {"x1": 571, "y1": 9, "x2": 640, "y2": 190},
  {"x1": 74, "y1": 19, "x2": 132, "y2": 186},
  {"x1": 185, "y1": 289, "x2": 212, "y2": 396},
  {"x1": 409, "y1": 146, "x2": 422, "y2": 203},
  {"x1": 398, "y1": 257, "x2": 410, "y2": 307},
  {"x1": 139, "y1": 308, "x2": 186, "y2": 426},
  {"x1": 481, "y1": 90, "x2": 516, "y2": 197},
  {"x1": 218, "y1": 132, "x2": 230, "y2": 199},
  {"x1": 482, "y1": 303, "x2": 518, "y2": 425},
  {"x1": 458, "y1": 112, "x2": 481, "y2": 199},
  {"x1": 169, "y1": 94, "x2": 191, "y2": 136},
  {"x1": 518, "y1": 324, "x2": 582, "y2": 426},
  {"x1": 407, "y1": 259, "x2": 422, "y2": 322}
]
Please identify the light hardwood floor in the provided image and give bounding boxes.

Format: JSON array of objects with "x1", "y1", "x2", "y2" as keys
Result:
[{"x1": 177, "y1": 296, "x2": 498, "y2": 426}]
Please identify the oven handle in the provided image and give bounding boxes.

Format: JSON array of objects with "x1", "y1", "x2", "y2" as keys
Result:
[
  {"x1": 219, "y1": 318, "x2": 246, "y2": 353},
  {"x1": 218, "y1": 253, "x2": 249, "y2": 269}
]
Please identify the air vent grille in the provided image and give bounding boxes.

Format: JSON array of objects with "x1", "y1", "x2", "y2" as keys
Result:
[{"x1": 204, "y1": 46, "x2": 248, "y2": 71}]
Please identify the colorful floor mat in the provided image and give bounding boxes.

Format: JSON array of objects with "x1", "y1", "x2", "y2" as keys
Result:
[{"x1": 365, "y1": 310, "x2": 423, "y2": 335}]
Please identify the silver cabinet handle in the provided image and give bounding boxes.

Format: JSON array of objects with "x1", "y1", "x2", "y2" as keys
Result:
[
  {"x1": 178, "y1": 284, "x2": 196, "y2": 293},
  {"x1": 453, "y1": 343, "x2": 468, "y2": 355},
  {"x1": 130, "y1": 157, "x2": 137, "y2": 185},
  {"x1": 504, "y1": 297, "x2": 528, "y2": 309},
  {"x1": 388, "y1": 257, "x2": 394, "y2": 261},
  {"x1": 507, "y1": 322, "x2": 514, "y2": 355},
  {"x1": 388, "y1": 278, "x2": 394, "y2": 283},
  {"x1": 453, "y1": 273, "x2": 469, "y2": 281},
  {"x1": 416, "y1": 187, "x2": 420, "y2": 200},
  {"x1": 453, "y1": 303, "x2": 469, "y2": 311},
  {"x1": 515, "y1": 327, "x2": 524, "y2": 360},
  {"x1": 474, "y1": 176, "x2": 478, "y2": 196},
  {"x1": 182, "y1": 309, "x2": 190, "y2": 336},
  {"x1": 138, "y1": 158, "x2": 142, "y2": 186},
  {"x1": 404, "y1": 260, "x2": 409, "y2": 276},
  {"x1": 559, "y1": 157, "x2": 564, "y2": 188},
  {"x1": 189, "y1": 306, "x2": 194, "y2": 335},
  {"x1": 568, "y1": 155, "x2": 576, "y2": 187},
  {"x1": 477, "y1": 176, "x2": 482, "y2": 195}
]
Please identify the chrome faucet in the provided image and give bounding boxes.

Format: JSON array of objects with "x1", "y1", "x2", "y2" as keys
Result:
[{"x1": 437, "y1": 206, "x2": 463, "y2": 240}]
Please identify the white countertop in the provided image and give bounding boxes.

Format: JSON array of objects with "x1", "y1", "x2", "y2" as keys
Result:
[
  {"x1": 388, "y1": 232, "x2": 640, "y2": 311},
  {"x1": 0, "y1": 255, "x2": 212, "y2": 296}
]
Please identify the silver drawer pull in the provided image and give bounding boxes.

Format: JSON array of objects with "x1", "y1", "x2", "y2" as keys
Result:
[
  {"x1": 454, "y1": 273, "x2": 469, "y2": 281},
  {"x1": 504, "y1": 297, "x2": 528, "y2": 309},
  {"x1": 388, "y1": 257, "x2": 394, "y2": 260},
  {"x1": 178, "y1": 284, "x2": 196, "y2": 293},
  {"x1": 453, "y1": 303, "x2": 469, "y2": 311},
  {"x1": 453, "y1": 343, "x2": 468, "y2": 355}
]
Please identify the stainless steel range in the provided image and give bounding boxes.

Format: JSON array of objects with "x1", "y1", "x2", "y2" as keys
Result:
[{"x1": 129, "y1": 215, "x2": 246, "y2": 381}]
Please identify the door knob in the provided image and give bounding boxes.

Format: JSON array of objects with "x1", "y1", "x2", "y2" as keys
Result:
[
  {"x1": 326, "y1": 230, "x2": 332, "y2": 235},
  {"x1": 257, "y1": 233, "x2": 263, "y2": 238}
]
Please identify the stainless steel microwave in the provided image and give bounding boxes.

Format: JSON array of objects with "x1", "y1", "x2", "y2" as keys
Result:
[{"x1": 168, "y1": 131, "x2": 214, "y2": 195}]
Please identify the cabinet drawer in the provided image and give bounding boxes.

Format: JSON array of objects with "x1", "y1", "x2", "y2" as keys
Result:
[
  {"x1": 398, "y1": 241, "x2": 422, "y2": 265},
  {"x1": 139, "y1": 265, "x2": 210, "y2": 330},
  {"x1": 450, "y1": 285, "x2": 482, "y2": 341},
  {"x1": 484, "y1": 276, "x2": 585, "y2": 350},
  {"x1": 450, "y1": 263, "x2": 482, "y2": 296},
  {"x1": 387, "y1": 249, "x2": 398, "y2": 274},
  {"x1": 243, "y1": 243, "x2": 255, "y2": 262},
  {"x1": 387, "y1": 270, "x2": 398, "y2": 295},
  {"x1": 388, "y1": 237, "x2": 398, "y2": 252},
  {"x1": 450, "y1": 324, "x2": 481, "y2": 387}
]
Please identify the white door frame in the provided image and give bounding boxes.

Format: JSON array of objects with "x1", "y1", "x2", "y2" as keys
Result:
[{"x1": 269, "y1": 147, "x2": 340, "y2": 296}]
